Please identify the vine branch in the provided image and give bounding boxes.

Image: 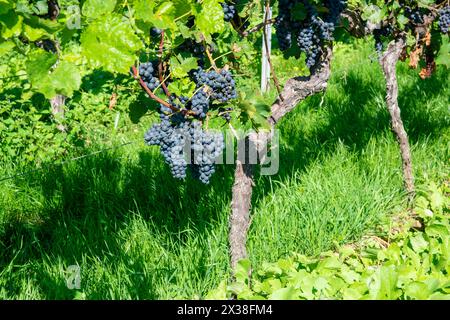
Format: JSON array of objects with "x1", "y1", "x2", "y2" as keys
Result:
[
  {"x1": 131, "y1": 65, "x2": 178, "y2": 112},
  {"x1": 158, "y1": 30, "x2": 171, "y2": 97},
  {"x1": 241, "y1": 18, "x2": 277, "y2": 37}
]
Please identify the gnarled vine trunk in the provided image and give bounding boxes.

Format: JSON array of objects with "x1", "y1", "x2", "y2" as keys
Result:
[
  {"x1": 380, "y1": 37, "x2": 415, "y2": 200},
  {"x1": 229, "y1": 47, "x2": 333, "y2": 272},
  {"x1": 229, "y1": 142, "x2": 254, "y2": 269}
]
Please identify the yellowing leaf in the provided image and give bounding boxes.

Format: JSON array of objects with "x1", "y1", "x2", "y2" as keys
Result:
[{"x1": 82, "y1": 0, "x2": 117, "y2": 18}]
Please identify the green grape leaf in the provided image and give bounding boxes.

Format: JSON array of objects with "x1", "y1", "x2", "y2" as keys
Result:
[
  {"x1": 361, "y1": 5, "x2": 385, "y2": 24},
  {"x1": 23, "y1": 24, "x2": 48, "y2": 41},
  {"x1": 177, "y1": 22, "x2": 192, "y2": 38},
  {"x1": 0, "y1": 40, "x2": 15, "y2": 55},
  {"x1": 82, "y1": 0, "x2": 117, "y2": 18},
  {"x1": 172, "y1": 0, "x2": 191, "y2": 17},
  {"x1": 435, "y1": 36, "x2": 450, "y2": 68},
  {"x1": 47, "y1": 61, "x2": 82, "y2": 97},
  {"x1": 195, "y1": 0, "x2": 224, "y2": 39},
  {"x1": 26, "y1": 50, "x2": 81, "y2": 98},
  {"x1": 133, "y1": 0, "x2": 156, "y2": 22},
  {"x1": 0, "y1": 10, "x2": 23, "y2": 39},
  {"x1": 154, "y1": 2, "x2": 177, "y2": 29},
  {"x1": 169, "y1": 55, "x2": 198, "y2": 78},
  {"x1": 31, "y1": 0, "x2": 48, "y2": 15},
  {"x1": 0, "y1": 0, "x2": 14, "y2": 15},
  {"x1": 409, "y1": 234, "x2": 428, "y2": 253},
  {"x1": 268, "y1": 287, "x2": 299, "y2": 300},
  {"x1": 167, "y1": 78, "x2": 196, "y2": 97},
  {"x1": 396, "y1": 14, "x2": 409, "y2": 28},
  {"x1": 25, "y1": 49, "x2": 58, "y2": 83},
  {"x1": 81, "y1": 15, "x2": 143, "y2": 73},
  {"x1": 133, "y1": 1, "x2": 176, "y2": 29},
  {"x1": 417, "y1": 0, "x2": 435, "y2": 8}
]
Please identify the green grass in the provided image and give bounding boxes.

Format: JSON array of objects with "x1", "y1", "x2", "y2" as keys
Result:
[{"x1": 0, "y1": 42, "x2": 449, "y2": 299}]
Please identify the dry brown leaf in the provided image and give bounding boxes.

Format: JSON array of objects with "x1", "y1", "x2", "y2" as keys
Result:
[
  {"x1": 419, "y1": 61, "x2": 436, "y2": 79},
  {"x1": 232, "y1": 43, "x2": 241, "y2": 53},
  {"x1": 109, "y1": 92, "x2": 118, "y2": 110},
  {"x1": 409, "y1": 46, "x2": 422, "y2": 69},
  {"x1": 424, "y1": 31, "x2": 431, "y2": 46}
]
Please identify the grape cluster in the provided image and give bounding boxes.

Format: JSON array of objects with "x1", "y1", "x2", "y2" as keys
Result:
[
  {"x1": 189, "y1": 121, "x2": 225, "y2": 184},
  {"x1": 150, "y1": 27, "x2": 162, "y2": 37},
  {"x1": 405, "y1": 7, "x2": 424, "y2": 25},
  {"x1": 275, "y1": 16, "x2": 292, "y2": 51},
  {"x1": 144, "y1": 108, "x2": 188, "y2": 179},
  {"x1": 438, "y1": 6, "x2": 450, "y2": 34},
  {"x1": 144, "y1": 95, "x2": 224, "y2": 184},
  {"x1": 139, "y1": 62, "x2": 160, "y2": 91},
  {"x1": 193, "y1": 68, "x2": 237, "y2": 103},
  {"x1": 144, "y1": 96, "x2": 225, "y2": 184},
  {"x1": 221, "y1": 2, "x2": 236, "y2": 22},
  {"x1": 373, "y1": 25, "x2": 394, "y2": 54},
  {"x1": 219, "y1": 107, "x2": 232, "y2": 122},
  {"x1": 275, "y1": 0, "x2": 347, "y2": 69},
  {"x1": 297, "y1": 27, "x2": 320, "y2": 68},
  {"x1": 191, "y1": 89, "x2": 210, "y2": 118}
]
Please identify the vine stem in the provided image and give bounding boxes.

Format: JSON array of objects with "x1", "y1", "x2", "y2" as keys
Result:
[
  {"x1": 262, "y1": 0, "x2": 283, "y2": 98},
  {"x1": 213, "y1": 50, "x2": 234, "y2": 62},
  {"x1": 205, "y1": 44, "x2": 220, "y2": 72},
  {"x1": 158, "y1": 30, "x2": 171, "y2": 97},
  {"x1": 131, "y1": 65, "x2": 178, "y2": 112},
  {"x1": 241, "y1": 18, "x2": 277, "y2": 37}
]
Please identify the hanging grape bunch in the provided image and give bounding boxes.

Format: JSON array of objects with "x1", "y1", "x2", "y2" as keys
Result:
[
  {"x1": 221, "y1": 2, "x2": 236, "y2": 22},
  {"x1": 140, "y1": 60, "x2": 236, "y2": 184},
  {"x1": 438, "y1": 6, "x2": 450, "y2": 34},
  {"x1": 138, "y1": 62, "x2": 160, "y2": 91},
  {"x1": 274, "y1": 0, "x2": 347, "y2": 69}
]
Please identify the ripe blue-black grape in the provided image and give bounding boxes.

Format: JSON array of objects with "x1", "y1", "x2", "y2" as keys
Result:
[
  {"x1": 144, "y1": 97, "x2": 225, "y2": 184},
  {"x1": 139, "y1": 62, "x2": 160, "y2": 91},
  {"x1": 192, "y1": 68, "x2": 237, "y2": 103},
  {"x1": 438, "y1": 6, "x2": 450, "y2": 34},
  {"x1": 221, "y1": 2, "x2": 236, "y2": 22},
  {"x1": 275, "y1": 0, "x2": 347, "y2": 69},
  {"x1": 373, "y1": 25, "x2": 393, "y2": 54}
]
